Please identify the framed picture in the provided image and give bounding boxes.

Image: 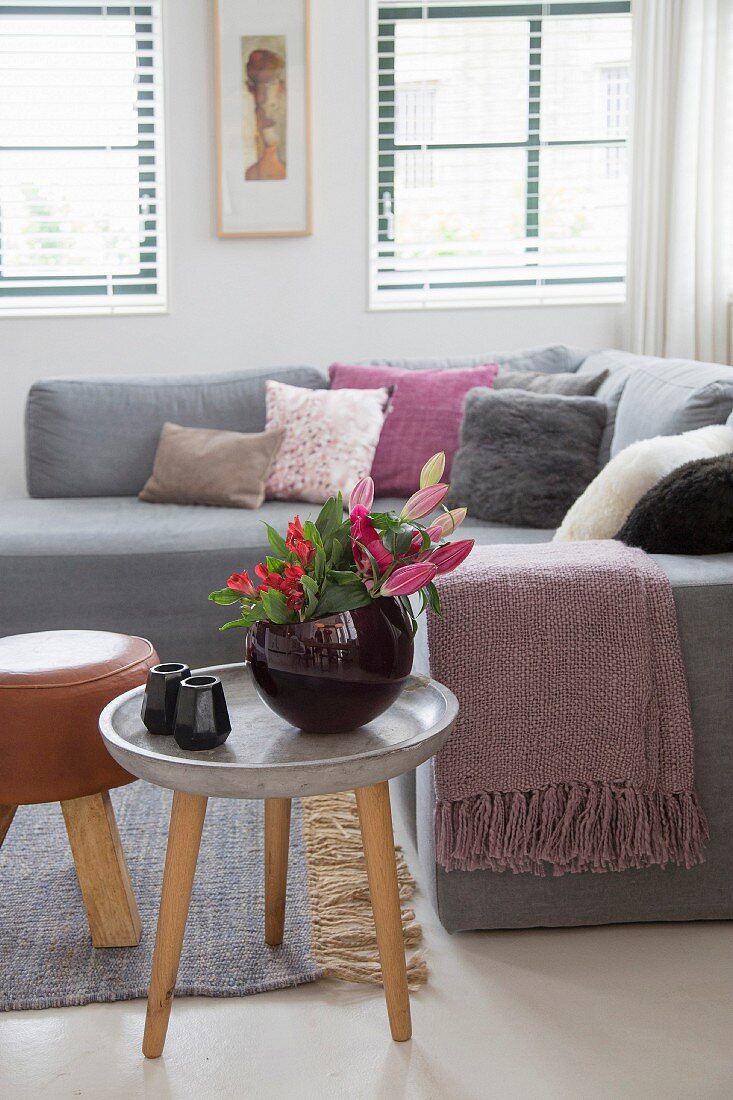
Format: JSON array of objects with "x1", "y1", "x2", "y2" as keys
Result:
[{"x1": 213, "y1": 0, "x2": 312, "y2": 237}]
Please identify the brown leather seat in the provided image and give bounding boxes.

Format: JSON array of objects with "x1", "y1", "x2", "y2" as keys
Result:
[
  {"x1": 0, "y1": 629, "x2": 157, "y2": 804},
  {"x1": 0, "y1": 630, "x2": 158, "y2": 949}
]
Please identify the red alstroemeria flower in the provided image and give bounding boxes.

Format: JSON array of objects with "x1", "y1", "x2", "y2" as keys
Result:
[
  {"x1": 350, "y1": 505, "x2": 393, "y2": 578},
  {"x1": 285, "y1": 515, "x2": 316, "y2": 567},
  {"x1": 256, "y1": 561, "x2": 307, "y2": 613},
  {"x1": 227, "y1": 570, "x2": 256, "y2": 597}
]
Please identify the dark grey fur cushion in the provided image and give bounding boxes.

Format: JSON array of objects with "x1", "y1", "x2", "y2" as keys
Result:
[
  {"x1": 494, "y1": 367, "x2": 608, "y2": 395},
  {"x1": 449, "y1": 388, "x2": 607, "y2": 528},
  {"x1": 615, "y1": 454, "x2": 733, "y2": 554}
]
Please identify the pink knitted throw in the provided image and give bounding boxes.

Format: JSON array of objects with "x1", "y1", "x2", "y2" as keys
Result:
[{"x1": 428, "y1": 541, "x2": 708, "y2": 876}]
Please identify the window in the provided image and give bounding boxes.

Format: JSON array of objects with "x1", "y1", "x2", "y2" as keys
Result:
[
  {"x1": 0, "y1": 1, "x2": 166, "y2": 316},
  {"x1": 371, "y1": 0, "x2": 632, "y2": 310}
]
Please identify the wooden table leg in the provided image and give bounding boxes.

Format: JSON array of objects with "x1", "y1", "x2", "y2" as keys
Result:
[
  {"x1": 0, "y1": 804, "x2": 17, "y2": 848},
  {"x1": 355, "y1": 781, "x2": 412, "y2": 1042},
  {"x1": 264, "y1": 798, "x2": 291, "y2": 946},
  {"x1": 61, "y1": 791, "x2": 141, "y2": 948},
  {"x1": 143, "y1": 790, "x2": 208, "y2": 1060}
]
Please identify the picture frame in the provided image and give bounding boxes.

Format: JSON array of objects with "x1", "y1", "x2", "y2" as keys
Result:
[{"x1": 213, "y1": 0, "x2": 312, "y2": 238}]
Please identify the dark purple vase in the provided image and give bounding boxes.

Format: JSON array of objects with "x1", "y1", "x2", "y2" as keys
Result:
[{"x1": 245, "y1": 597, "x2": 414, "y2": 734}]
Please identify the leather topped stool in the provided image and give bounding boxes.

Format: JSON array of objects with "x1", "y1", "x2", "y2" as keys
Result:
[{"x1": 0, "y1": 630, "x2": 158, "y2": 947}]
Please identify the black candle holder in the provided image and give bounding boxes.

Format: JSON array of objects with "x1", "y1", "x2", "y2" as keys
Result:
[
  {"x1": 173, "y1": 675, "x2": 231, "y2": 751},
  {"x1": 141, "y1": 662, "x2": 191, "y2": 735}
]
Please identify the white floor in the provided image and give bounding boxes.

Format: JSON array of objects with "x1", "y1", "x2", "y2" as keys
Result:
[{"x1": 2, "y1": 813, "x2": 732, "y2": 1100}]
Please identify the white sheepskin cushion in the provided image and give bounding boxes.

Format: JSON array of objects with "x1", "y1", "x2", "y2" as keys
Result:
[{"x1": 553, "y1": 423, "x2": 733, "y2": 542}]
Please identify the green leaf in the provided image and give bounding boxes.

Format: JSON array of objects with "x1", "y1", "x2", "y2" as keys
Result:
[
  {"x1": 398, "y1": 595, "x2": 419, "y2": 637},
  {"x1": 385, "y1": 523, "x2": 416, "y2": 557},
  {"x1": 327, "y1": 569, "x2": 359, "y2": 585},
  {"x1": 265, "y1": 524, "x2": 289, "y2": 558},
  {"x1": 315, "y1": 494, "x2": 343, "y2": 540},
  {"x1": 303, "y1": 520, "x2": 324, "y2": 552},
  {"x1": 265, "y1": 555, "x2": 285, "y2": 574},
  {"x1": 425, "y1": 581, "x2": 442, "y2": 616},
  {"x1": 208, "y1": 587, "x2": 243, "y2": 605},
  {"x1": 312, "y1": 581, "x2": 373, "y2": 617},
  {"x1": 260, "y1": 588, "x2": 294, "y2": 625},
  {"x1": 220, "y1": 617, "x2": 251, "y2": 631},
  {"x1": 314, "y1": 545, "x2": 327, "y2": 586}
]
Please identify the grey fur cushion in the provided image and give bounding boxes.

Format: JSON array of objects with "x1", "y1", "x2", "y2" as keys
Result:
[
  {"x1": 494, "y1": 367, "x2": 608, "y2": 395},
  {"x1": 449, "y1": 388, "x2": 607, "y2": 527}
]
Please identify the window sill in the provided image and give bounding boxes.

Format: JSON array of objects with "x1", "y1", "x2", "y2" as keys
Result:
[
  {"x1": 368, "y1": 293, "x2": 626, "y2": 312},
  {"x1": 0, "y1": 303, "x2": 169, "y2": 319}
]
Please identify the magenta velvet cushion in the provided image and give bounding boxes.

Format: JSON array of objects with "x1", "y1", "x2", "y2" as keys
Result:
[{"x1": 329, "y1": 362, "x2": 499, "y2": 495}]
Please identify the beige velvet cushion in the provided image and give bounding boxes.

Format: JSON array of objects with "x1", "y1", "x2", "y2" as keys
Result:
[{"x1": 139, "y1": 422, "x2": 284, "y2": 508}]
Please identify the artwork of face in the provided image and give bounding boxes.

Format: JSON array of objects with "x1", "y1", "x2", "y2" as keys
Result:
[{"x1": 242, "y1": 36, "x2": 287, "y2": 181}]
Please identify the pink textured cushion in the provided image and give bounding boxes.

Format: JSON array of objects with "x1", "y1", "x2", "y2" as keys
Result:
[{"x1": 329, "y1": 363, "x2": 499, "y2": 495}]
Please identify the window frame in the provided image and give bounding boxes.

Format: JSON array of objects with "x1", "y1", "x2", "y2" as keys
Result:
[
  {"x1": 369, "y1": 0, "x2": 631, "y2": 312},
  {"x1": 0, "y1": 0, "x2": 168, "y2": 318}
]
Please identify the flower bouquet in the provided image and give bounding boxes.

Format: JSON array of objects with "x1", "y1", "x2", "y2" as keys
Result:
[{"x1": 209, "y1": 453, "x2": 473, "y2": 732}]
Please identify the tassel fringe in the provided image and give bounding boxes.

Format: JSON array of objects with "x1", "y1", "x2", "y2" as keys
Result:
[
  {"x1": 436, "y1": 783, "x2": 709, "y2": 876},
  {"x1": 302, "y1": 792, "x2": 427, "y2": 989}
]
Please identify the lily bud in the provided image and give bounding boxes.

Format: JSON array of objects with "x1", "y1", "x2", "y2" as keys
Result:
[
  {"x1": 349, "y1": 476, "x2": 375, "y2": 513},
  {"x1": 431, "y1": 507, "x2": 468, "y2": 539},
  {"x1": 419, "y1": 452, "x2": 446, "y2": 489},
  {"x1": 400, "y1": 483, "x2": 449, "y2": 522},
  {"x1": 381, "y1": 562, "x2": 438, "y2": 597},
  {"x1": 426, "y1": 539, "x2": 474, "y2": 575}
]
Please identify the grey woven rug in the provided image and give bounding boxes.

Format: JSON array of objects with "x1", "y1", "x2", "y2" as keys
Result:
[{"x1": 0, "y1": 782, "x2": 319, "y2": 1011}]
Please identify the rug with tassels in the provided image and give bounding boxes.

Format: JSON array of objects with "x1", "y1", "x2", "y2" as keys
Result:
[{"x1": 0, "y1": 783, "x2": 425, "y2": 1011}]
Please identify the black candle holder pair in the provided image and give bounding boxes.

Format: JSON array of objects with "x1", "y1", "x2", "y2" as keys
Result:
[{"x1": 141, "y1": 663, "x2": 231, "y2": 751}]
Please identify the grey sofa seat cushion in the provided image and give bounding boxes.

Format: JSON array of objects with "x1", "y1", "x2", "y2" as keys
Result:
[
  {"x1": 26, "y1": 365, "x2": 327, "y2": 499},
  {"x1": 611, "y1": 359, "x2": 733, "y2": 457},
  {"x1": 0, "y1": 496, "x2": 552, "y2": 671},
  {"x1": 0, "y1": 497, "x2": 552, "y2": 558},
  {"x1": 360, "y1": 344, "x2": 590, "y2": 375}
]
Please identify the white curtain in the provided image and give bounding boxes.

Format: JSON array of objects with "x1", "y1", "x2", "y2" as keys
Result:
[{"x1": 625, "y1": 0, "x2": 733, "y2": 363}]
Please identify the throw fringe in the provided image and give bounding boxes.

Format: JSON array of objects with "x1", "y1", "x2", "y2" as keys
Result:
[
  {"x1": 302, "y1": 792, "x2": 427, "y2": 989},
  {"x1": 435, "y1": 783, "x2": 709, "y2": 876}
]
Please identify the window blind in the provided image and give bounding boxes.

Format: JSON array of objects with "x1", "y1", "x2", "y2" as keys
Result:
[
  {"x1": 0, "y1": 0, "x2": 166, "y2": 315},
  {"x1": 371, "y1": 0, "x2": 631, "y2": 309}
]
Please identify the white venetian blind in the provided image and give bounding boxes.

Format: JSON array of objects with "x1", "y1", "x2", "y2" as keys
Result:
[
  {"x1": 371, "y1": 0, "x2": 632, "y2": 309},
  {"x1": 0, "y1": 0, "x2": 166, "y2": 315}
]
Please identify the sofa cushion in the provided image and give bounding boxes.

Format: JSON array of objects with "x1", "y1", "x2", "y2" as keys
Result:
[
  {"x1": 611, "y1": 359, "x2": 733, "y2": 457},
  {"x1": 494, "y1": 367, "x2": 607, "y2": 395},
  {"x1": 138, "y1": 422, "x2": 285, "y2": 509},
  {"x1": 359, "y1": 344, "x2": 589, "y2": 375},
  {"x1": 329, "y1": 362, "x2": 499, "y2": 494},
  {"x1": 449, "y1": 388, "x2": 607, "y2": 528},
  {"x1": 26, "y1": 365, "x2": 327, "y2": 499},
  {"x1": 576, "y1": 349, "x2": 654, "y2": 465}
]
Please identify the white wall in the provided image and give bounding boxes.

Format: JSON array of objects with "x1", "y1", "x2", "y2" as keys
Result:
[{"x1": 0, "y1": 0, "x2": 623, "y2": 497}]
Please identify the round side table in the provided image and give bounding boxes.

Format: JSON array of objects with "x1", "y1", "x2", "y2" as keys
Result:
[{"x1": 99, "y1": 663, "x2": 458, "y2": 1059}]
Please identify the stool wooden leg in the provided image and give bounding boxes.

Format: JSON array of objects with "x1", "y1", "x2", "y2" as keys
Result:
[
  {"x1": 0, "y1": 804, "x2": 17, "y2": 848},
  {"x1": 143, "y1": 790, "x2": 208, "y2": 1060},
  {"x1": 61, "y1": 791, "x2": 141, "y2": 949},
  {"x1": 355, "y1": 781, "x2": 412, "y2": 1042},
  {"x1": 264, "y1": 798, "x2": 291, "y2": 946}
]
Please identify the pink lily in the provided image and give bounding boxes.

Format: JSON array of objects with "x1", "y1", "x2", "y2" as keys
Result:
[
  {"x1": 419, "y1": 452, "x2": 446, "y2": 489},
  {"x1": 350, "y1": 505, "x2": 393, "y2": 576},
  {"x1": 380, "y1": 562, "x2": 438, "y2": 597},
  {"x1": 349, "y1": 476, "x2": 375, "y2": 513},
  {"x1": 400, "y1": 483, "x2": 449, "y2": 522},
  {"x1": 430, "y1": 508, "x2": 468, "y2": 539},
  {"x1": 227, "y1": 570, "x2": 256, "y2": 597},
  {"x1": 425, "y1": 539, "x2": 475, "y2": 576}
]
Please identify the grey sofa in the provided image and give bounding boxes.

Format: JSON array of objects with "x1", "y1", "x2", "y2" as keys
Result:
[{"x1": 2, "y1": 344, "x2": 733, "y2": 932}]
